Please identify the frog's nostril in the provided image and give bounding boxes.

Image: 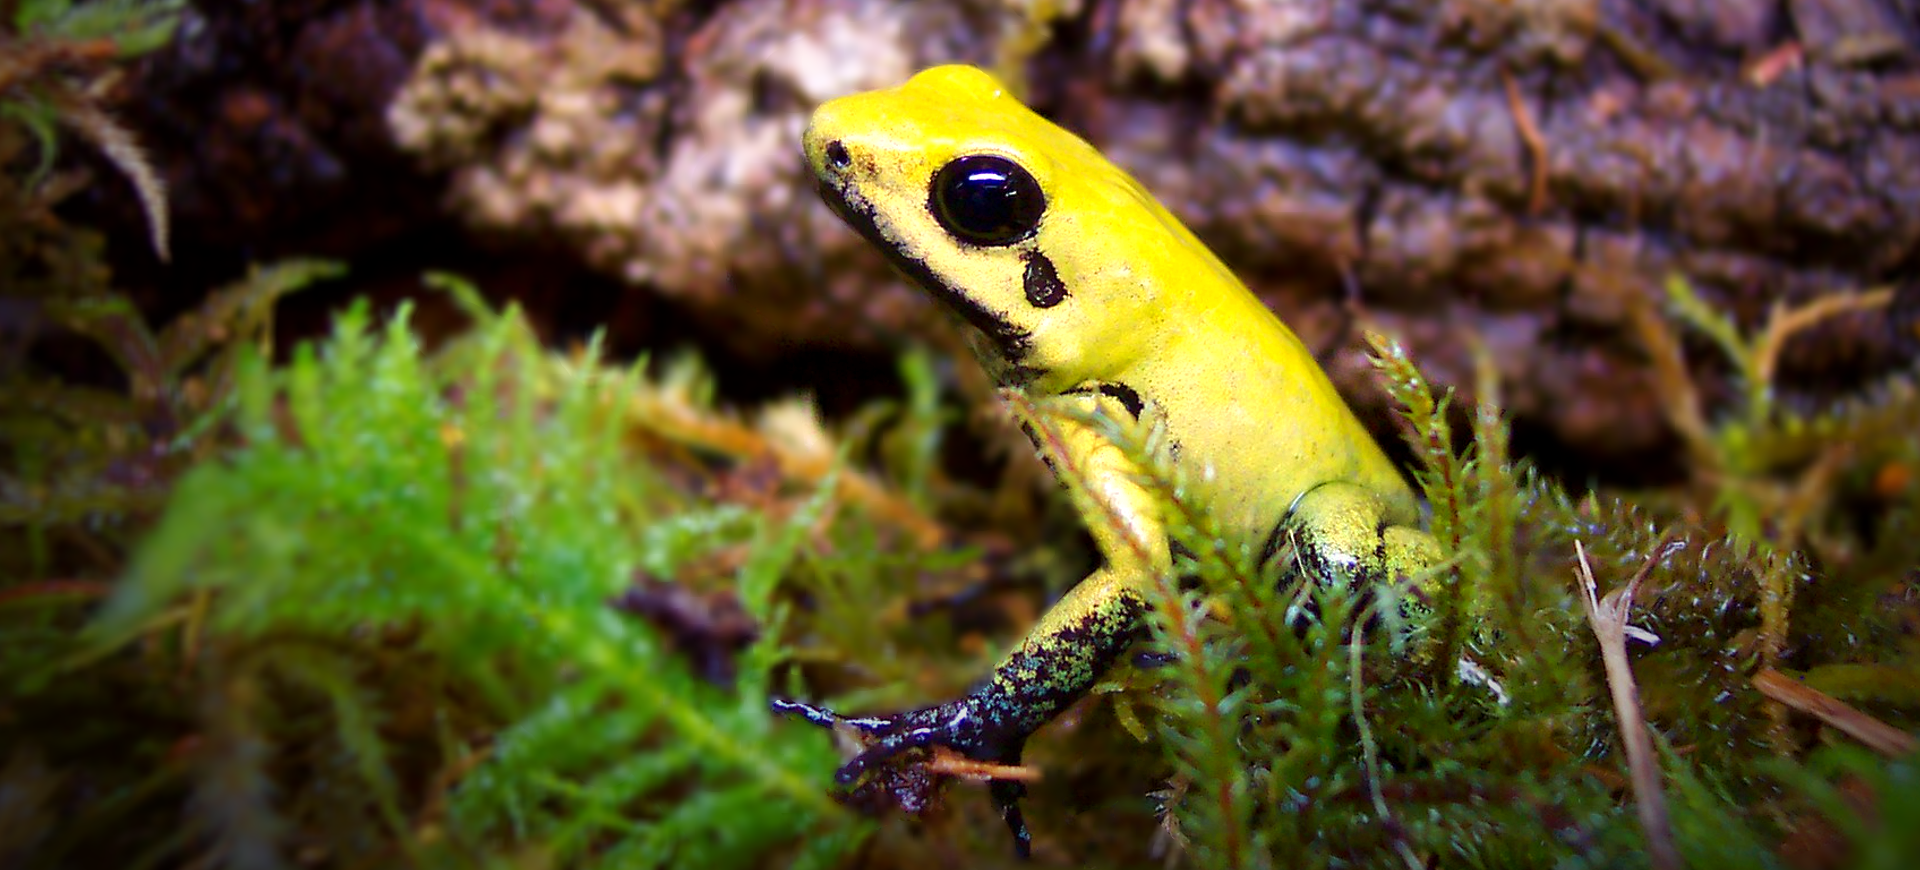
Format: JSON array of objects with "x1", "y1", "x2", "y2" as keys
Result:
[{"x1": 824, "y1": 140, "x2": 851, "y2": 170}]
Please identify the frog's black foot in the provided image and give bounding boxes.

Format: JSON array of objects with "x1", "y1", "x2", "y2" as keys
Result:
[
  {"x1": 771, "y1": 696, "x2": 1035, "y2": 858},
  {"x1": 769, "y1": 698, "x2": 953, "y2": 783}
]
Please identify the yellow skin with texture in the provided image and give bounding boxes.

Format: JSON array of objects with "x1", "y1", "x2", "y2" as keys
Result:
[{"x1": 774, "y1": 65, "x2": 1442, "y2": 855}]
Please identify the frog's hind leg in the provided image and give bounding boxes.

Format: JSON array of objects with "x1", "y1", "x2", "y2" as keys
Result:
[
  {"x1": 1274, "y1": 481, "x2": 1506, "y2": 702},
  {"x1": 1270, "y1": 481, "x2": 1444, "y2": 632},
  {"x1": 1274, "y1": 481, "x2": 1405, "y2": 590}
]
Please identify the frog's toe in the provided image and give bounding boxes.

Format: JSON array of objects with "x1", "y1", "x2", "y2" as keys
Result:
[
  {"x1": 772, "y1": 697, "x2": 920, "y2": 736},
  {"x1": 770, "y1": 697, "x2": 842, "y2": 729},
  {"x1": 772, "y1": 699, "x2": 936, "y2": 782}
]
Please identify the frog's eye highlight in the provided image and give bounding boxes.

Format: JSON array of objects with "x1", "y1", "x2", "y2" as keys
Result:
[{"x1": 930, "y1": 155, "x2": 1045, "y2": 246}]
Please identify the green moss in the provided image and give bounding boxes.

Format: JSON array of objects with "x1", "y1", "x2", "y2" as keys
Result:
[
  {"x1": 8, "y1": 277, "x2": 978, "y2": 866},
  {"x1": 5, "y1": 221, "x2": 1915, "y2": 867}
]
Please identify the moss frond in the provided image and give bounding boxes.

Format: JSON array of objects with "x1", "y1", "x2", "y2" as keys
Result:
[{"x1": 4, "y1": 0, "x2": 184, "y2": 259}]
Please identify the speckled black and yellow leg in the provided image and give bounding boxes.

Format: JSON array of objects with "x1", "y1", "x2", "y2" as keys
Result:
[
  {"x1": 1282, "y1": 480, "x2": 1496, "y2": 688},
  {"x1": 1282, "y1": 480, "x2": 1441, "y2": 601},
  {"x1": 773, "y1": 574, "x2": 1149, "y2": 855}
]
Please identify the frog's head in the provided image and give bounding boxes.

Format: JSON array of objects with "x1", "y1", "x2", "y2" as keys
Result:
[{"x1": 806, "y1": 65, "x2": 1205, "y2": 389}]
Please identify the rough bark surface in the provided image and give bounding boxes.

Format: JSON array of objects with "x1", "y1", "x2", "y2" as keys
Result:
[
  {"x1": 95, "y1": 0, "x2": 1920, "y2": 476},
  {"x1": 1077, "y1": 0, "x2": 1920, "y2": 468}
]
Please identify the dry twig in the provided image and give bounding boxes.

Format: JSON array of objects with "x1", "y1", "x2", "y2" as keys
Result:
[
  {"x1": 927, "y1": 747, "x2": 1043, "y2": 783},
  {"x1": 1501, "y1": 69, "x2": 1551, "y2": 216},
  {"x1": 1575, "y1": 537, "x2": 1684, "y2": 870},
  {"x1": 1752, "y1": 668, "x2": 1918, "y2": 758}
]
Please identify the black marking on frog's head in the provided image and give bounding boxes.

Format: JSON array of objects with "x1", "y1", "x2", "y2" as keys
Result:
[
  {"x1": 1021, "y1": 250, "x2": 1067, "y2": 308},
  {"x1": 816, "y1": 171, "x2": 1035, "y2": 369}
]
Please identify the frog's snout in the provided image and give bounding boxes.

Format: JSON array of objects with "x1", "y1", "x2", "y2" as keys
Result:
[
  {"x1": 803, "y1": 93, "x2": 881, "y2": 184},
  {"x1": 804, "y1": 124, "x2": 856, "y2": 206},
  {"x1": 800, "y1": 102, "x2": 846, "y2": 176},
  {"x1": 821, "y1": 140, "x2": 852, "y2": 172}
]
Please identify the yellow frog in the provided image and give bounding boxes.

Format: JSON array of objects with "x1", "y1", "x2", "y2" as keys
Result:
[{"x1": 774, "y1": 65, "x2": 1442, "y2": 855}]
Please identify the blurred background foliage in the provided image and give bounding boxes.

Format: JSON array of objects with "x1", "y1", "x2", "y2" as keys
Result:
[{"x1": 3, "y1": 0, "x2": 1918, "y2": 867}]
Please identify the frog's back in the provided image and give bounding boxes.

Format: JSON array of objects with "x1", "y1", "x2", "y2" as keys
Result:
[{"x1": 1134, "y1": 285, "x2": 1420, "y2": 537}]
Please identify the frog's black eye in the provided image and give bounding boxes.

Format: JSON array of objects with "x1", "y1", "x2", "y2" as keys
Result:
[{"x1": 930, "y1": 155, "x2": 1045, "y2": 246}]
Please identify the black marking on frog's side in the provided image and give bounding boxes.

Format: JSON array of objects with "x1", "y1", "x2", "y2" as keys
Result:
[
  {"x1": 815, "y1": 177, "x2": 1034, "y2": 366},
  {"x1": 1099, "y1": 382, "x2": 1144, "y2": 418},
  {"x1": 1259, "y1": 505, "x2": 1401, "y2": 637},
  {"x1": 1260, "y1": 511, "x2": 1297, "y2": 575},
  {"x1": 1022, "y1": 250, "x2": 1068, "y2": 308},
  {"x1": 1065, "y1": 381, "x2": 1145, "y2": 419},
  {"x1": 1018, "y1": 419, "x2": 1059, "y2": 473},
  {"x1": 1271, "y1": 518, "x2": 1387, "y2": 588}
]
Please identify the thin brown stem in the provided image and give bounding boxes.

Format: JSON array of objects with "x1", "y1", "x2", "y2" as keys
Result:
[
  {"x1": 1752, "y1": 668, "x2": 1918, "y2": 758},
  {"x1": 1576, "y1": 538, "x2": 1684, "y2": 870}
]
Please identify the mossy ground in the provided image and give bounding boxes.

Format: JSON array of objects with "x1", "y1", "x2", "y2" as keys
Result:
[{"x1": 6, "y1": 248, "x2": 1916, "y2": 866}]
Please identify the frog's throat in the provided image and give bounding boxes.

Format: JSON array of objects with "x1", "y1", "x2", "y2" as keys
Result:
[{"x1": 815, "y1": 177, "x2": 1042, "y2": 386}]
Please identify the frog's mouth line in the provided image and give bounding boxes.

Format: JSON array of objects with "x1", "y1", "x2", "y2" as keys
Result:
[{"x1": 815, "y1": 176, "x2": 1040, "y2": 384}]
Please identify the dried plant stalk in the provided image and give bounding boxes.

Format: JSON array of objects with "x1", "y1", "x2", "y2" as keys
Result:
[
  {"x1": 1575, "y1": 538, "x2": 1683, "y2": 870},
  {"x1": 1752, "y1": 669, "x2": 1918, "y2": 758}
]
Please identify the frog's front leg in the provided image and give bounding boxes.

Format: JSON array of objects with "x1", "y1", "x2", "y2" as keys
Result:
[
  {"x1": 776, "y1": 391, "x2": 1163, "y2": 855},
  {"x1": 775, "y1": 565, "x2": 1150, "y2": 855}
]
